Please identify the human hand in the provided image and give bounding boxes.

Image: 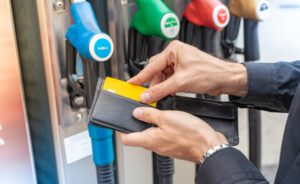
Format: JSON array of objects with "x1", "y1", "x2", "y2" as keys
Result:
[
  {"x1": 128, "y1": 40, "x2": 247, "y2": 103},
  {"x1": 121, "y1": 107, "x2": 228, "y2": 163}
]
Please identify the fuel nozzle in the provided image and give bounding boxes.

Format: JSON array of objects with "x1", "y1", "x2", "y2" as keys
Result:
[
  {"x1": 127, "y1": 0, "x2": 180, "y2": 77},
  {"x1": 222, "y1": 0, "x2": 271, "y2": 59},
  {"x1": 180, "y1": 0, "x2": 230, "y2": 56},
  {"x1": 182, "y1": 0, "x2": 230, "y2": 31},
  {"x1": 131, "y1": 0, "x2": 180, "y2": 40},
  {"x1": 66, "y1": 0, "x2": 114, "y2": 62},
  {"x1": 229, "y1": 0, "x2": 271, "y2": 21}
]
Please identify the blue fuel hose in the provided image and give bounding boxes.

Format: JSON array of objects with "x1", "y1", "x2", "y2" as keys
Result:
[
  {"x1": 65, "y1": 1, "x2": 115, "y2": 183},
  {"x1": 89, "y1": 124, "x2": 115, "y2": 184}
]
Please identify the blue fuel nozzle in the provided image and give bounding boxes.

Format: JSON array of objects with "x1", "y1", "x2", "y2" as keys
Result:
[
  {"x1": 66, "y1": 1, "x2": 114, "y2": 62},
  {"x1": 88, "y1": 123, "x2": 114, "y2": 166}
]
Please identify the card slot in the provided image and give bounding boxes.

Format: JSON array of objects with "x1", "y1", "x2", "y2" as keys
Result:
[{"x1": 172, "y1": 96, "x2": 237, "y2": 120}]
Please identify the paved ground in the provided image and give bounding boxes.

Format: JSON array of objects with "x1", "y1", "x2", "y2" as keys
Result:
[{"x1": 235, "y1": 0, "x2": 300, "y2": 182}]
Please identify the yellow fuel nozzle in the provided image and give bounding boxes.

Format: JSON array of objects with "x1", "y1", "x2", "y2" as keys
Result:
[{"x1": 229, "y1": 0, "x2": 271, "y2": 21}]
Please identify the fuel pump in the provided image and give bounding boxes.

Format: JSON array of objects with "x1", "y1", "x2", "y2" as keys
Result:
[
  {"x1": 226, "y1": 0, "x2": 271, "y2": 170},
  {"x1": 65, "y1": 0, "x2": 116, "y2": 183},
  {"x1": 180, "y1": 0, "x2": 230, "y2": 57},
  {"x1": 127, "y1": 1, "x2": 180, "y2": 184}
]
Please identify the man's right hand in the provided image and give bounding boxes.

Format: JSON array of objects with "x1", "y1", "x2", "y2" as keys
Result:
[{"x1": 128, "y1": 40, "x2": 248, "y2": 103}]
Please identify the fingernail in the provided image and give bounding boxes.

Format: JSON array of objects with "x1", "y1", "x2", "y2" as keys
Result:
[
  {"x1": 133, "y1": 108, "x2": 144, "y2": 118},
  {"x1": 141, "y1": 92, "x2": 151, "y2": 102}
]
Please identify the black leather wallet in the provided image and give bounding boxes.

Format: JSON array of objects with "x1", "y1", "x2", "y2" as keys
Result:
[{"x1": 89, "y1": 79, "x2": 239, "y2": 145}]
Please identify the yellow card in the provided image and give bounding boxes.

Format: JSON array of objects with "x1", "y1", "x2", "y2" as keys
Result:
[{"x1": 102, "y1": 77, "x2": 157, "y2": 107}]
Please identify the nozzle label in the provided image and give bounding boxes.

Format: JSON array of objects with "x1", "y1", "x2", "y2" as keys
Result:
[
  {"x1": 213, "y1": 5, "x2": 230, "y2": 29},
  {"x1": 256, "y1": 0, "x2": 271, "y2": 21},
  {"x1": 94, "y1": 39, "x2": 111, "y2": 58},
  {"x1": 217, "y1": 9, "x2": 228, "y2": 25},
  {"x1": 161, "y1": 13, "x2": 180, "y2": 39},
  {"x1": 89, "y1": 34, "x2": 114, "y2": 62}
]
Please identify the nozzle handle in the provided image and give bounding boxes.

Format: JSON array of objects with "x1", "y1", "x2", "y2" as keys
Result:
[
  {"x1": 229, "y1": 0, "x2": 270, "y2": 21},
  {"x1": 183, "y1": 0, "x2": 230, "y2": 31},
  {"x1": 131, "y1": 0, "x2": 180, "y2": 40},
  {"x1": 66, "y1": 1, "x2": 114, "y2": 62}
]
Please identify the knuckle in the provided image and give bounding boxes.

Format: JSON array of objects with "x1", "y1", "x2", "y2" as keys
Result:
[
  {"x1": 143, "y1": 139, "x2": 152, "y2": 149},
  {"x1": 169, "y1": 40, "x2": 181, "y2": 48},
  {"x1": 173, "y1": 74, "x2": 181, "y2": 85},
  {"x1": 144, "y1": 108, "x2": 157, "y2": 122},
  {"x1": 157, "y1": 111, "x2": 167, "y2": 125},
  {"x1": 146, "y1": 65, "x2": 155, "y2": 73},
  {"x1": 143, "y1": 108, "x2": 151, "y2": 119},
  {"x1": 167, "y1": 41, "x2": 180, "y2": 60},
  {"x1": 134, "y1": 76, "x2": 143, "y2": 84},
  {"x1": 148, "y1": 55, "x2": 157, "y2": 64},
  {"x1": 156, "y1": 147, "x2": 165, "y2": 154},
  {"x1": 159, "y1": 111, "x2": 167, "y2": 121},
  {"x1": 146, "y1": 64, "x2": 160, "y2": 75},
  {"x1": 151, "y1": 85, "x2": 163, "y2": 99},
  {"x1": 167, "y1": 50, "x2": 176, "y2": 65},
  {"x1": 173, "y1": 74, "x2": 185, "y2": 90}
]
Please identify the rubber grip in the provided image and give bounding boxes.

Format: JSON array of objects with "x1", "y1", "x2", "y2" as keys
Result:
[{"x1": 96, "y1": 164, "x2": 115, "y2": 184}]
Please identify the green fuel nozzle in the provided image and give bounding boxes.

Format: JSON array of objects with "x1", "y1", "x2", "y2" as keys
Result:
[
  {"x1": 127, "y1": 0, "x2": 180, "y2": 76},
  {"x1": 131, "y1": 0, "x2": 180, "y2": 40}
]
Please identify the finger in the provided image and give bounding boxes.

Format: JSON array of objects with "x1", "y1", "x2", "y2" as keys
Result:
[
  {"x1": 128, "y1": 52, "x2": 168, "y2": 85},
  {"x1": 120, "y1": 133, "x2": 127, "y2": 139},
  {"x1": 140, "y1": 77, "x2": 177, "y2": 103},
  {"x1": 121, "y1": 128, "x2": 156, "y2": 148},
  {"x1": 150, "y1": 74, "x2": 162, "y2": 87},
  {"x1": 121, "y1": 132, "x2": 146, "y2": 147},
  {"x1": 133, "y1": 107, "x2": 162, "y2": 126}
]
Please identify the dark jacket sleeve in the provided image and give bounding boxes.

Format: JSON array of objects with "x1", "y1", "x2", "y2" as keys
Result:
[
  {"x1": 230, "y1": 61, "x2": 300, "y2": 112},
  {"x1": 196, "y1": 147, "x2": 268, "y2": 184}
]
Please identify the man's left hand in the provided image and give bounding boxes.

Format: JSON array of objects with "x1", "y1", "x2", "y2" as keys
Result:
[{"x1": 121, "y1": 107, "x2": 228, "y2": 163}]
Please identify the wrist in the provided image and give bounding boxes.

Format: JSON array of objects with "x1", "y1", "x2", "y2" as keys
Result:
[
  {"x1": 199, "y1": 144, "x2": 231, "y2": 165},
  {"x1": 221, "y1": 62, "x2": 248, "y2": 97},
  {"x1": 194, "y1": 132, "x2": 228, "y2": 163}
]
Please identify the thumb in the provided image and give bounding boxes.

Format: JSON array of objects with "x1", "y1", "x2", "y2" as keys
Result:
[{"x1": 140, "y1": 77, "x2": 177, "y2": 103}]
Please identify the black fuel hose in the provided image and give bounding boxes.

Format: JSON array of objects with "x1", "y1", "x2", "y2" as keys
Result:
[
  {"x1": 244, "y1": 19, "x2": 262, "y2": 170},
  {"x1": 147, "y1": 37, "x2": 174, "y2": 184}
]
